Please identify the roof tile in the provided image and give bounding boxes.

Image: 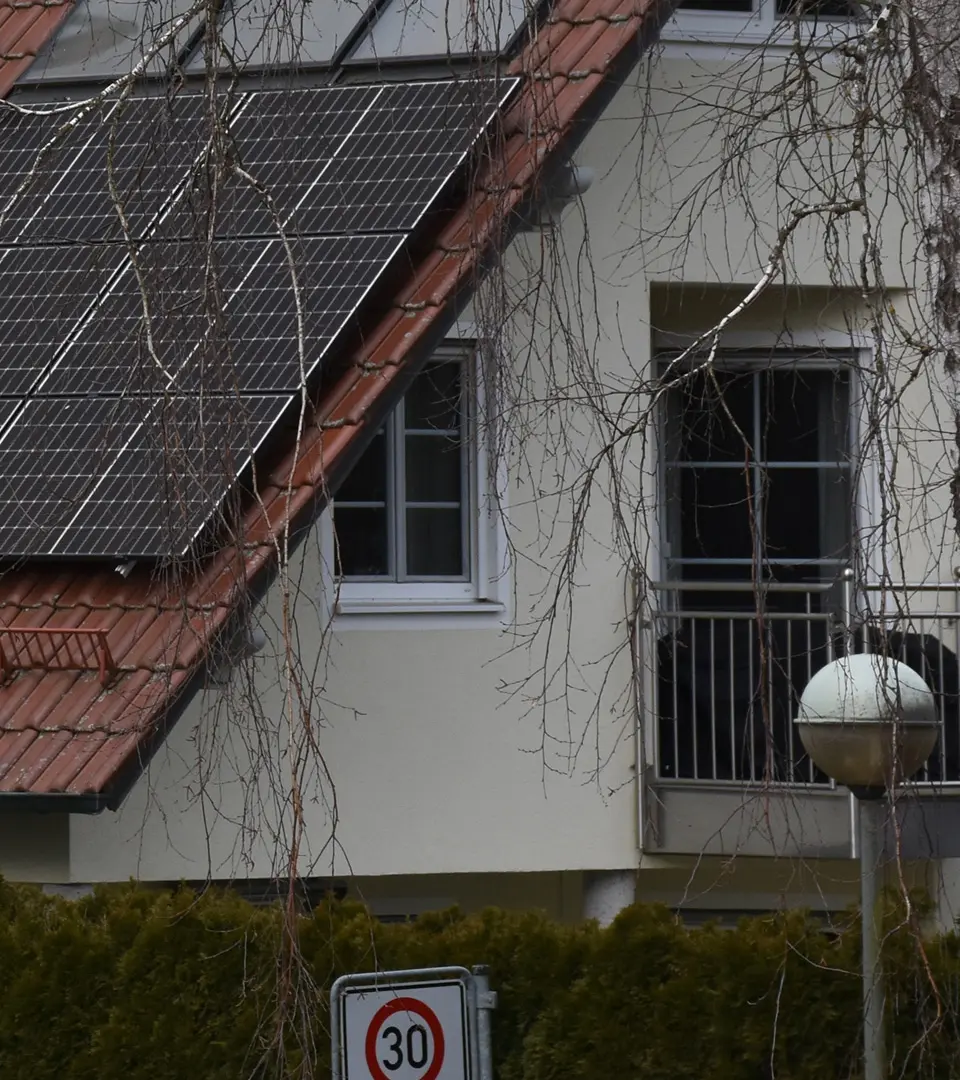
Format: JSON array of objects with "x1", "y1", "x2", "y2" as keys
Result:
[{"x1": 0, "y1": 0, "x2": 69, "y2": 93}]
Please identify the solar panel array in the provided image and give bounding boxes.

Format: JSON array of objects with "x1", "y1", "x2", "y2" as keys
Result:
[{"x1": 0, "y1": 77, "x2": 518, "y2": 560}]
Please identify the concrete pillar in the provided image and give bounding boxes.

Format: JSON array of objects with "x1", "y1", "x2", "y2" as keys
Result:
[
  {"x1": 930, "y1": 858, "x2": 960, "y2": 932},
  {"x1": 582, "y1": 869, "x2": 636, "y2": 926}
]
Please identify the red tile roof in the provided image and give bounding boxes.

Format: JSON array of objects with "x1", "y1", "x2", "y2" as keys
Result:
[
  {"x1": 0, "y1": 0, "x2": 674, "y2": 808},
  {"x1": 0, "y1": 0, "x2": 71, "y2": 93}
]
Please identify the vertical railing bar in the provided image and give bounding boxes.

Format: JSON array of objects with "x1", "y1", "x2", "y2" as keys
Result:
[
  {"x1": 787, "y1": 617, "x2": 794, "y2": 782},
  {"x1": 748, "y1": 626, "x2": 756, "y2": 781},
  {"x1": 691, "y1": 615, "x2": 699, "y2": 779},
  {"x1": 709, "y1": 619, "x2": 717, "y2": 780},
  {"x1": 936, "y1": 626, "x2": 945, "y2": 781},
  {"x1": 671, "y1": 612, "x2": 680, "y2": 778},
  {"x1": 766, "y1": 618, "x2": 775, "y2": 781},
  {"x1": 728, "y1": 616, "x2": 736, "y2": 783}
]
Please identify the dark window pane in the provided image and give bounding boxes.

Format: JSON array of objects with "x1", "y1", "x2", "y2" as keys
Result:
[
  {"x1": 763, "y1": 467, "x2": 849, "y2": 561},
  {"x1": 406, "y1": 434, "x2": 462, "y2": 502},
  {"x1": 335, "y1": 507, "x2": 389, "y2": 577},
  {"x1": 673, "y1": 371, "x2": 755, "y2": 462},
  {"x1": 405, "y1": 508, "x2": 463, "y2": 576},
  {"x1": 678, "y1": 467, "x2": 754, "y2": 560},
  {"x1": 777, "y1": 0, "x2": 860, "y2": 16},
  {"x1": 405, "y1": 362, "x2": 462, "y2": 431},
  {"x1": 679, "y1": 0, "x2": 752, "y2": 9},
  {"x1": 337, "y1": 429, "x2": 388, "y2": 503},
  {"x1": 762, "y1": 370, "x2": 850, "y2": 462}
]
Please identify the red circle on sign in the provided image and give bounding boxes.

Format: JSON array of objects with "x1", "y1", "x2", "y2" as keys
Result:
[{"x1": 365, "y1": 997, "x2": 446, "y2": 1080}]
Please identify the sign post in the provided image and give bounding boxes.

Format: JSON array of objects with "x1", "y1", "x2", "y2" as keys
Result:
[{"x1": 331, "y1": 966, "x2": 496, "y2": 1080}]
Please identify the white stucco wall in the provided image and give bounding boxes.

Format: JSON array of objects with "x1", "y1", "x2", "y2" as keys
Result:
[{"x1": 39, "y1": 48, "x2": 957, "y2": 907}]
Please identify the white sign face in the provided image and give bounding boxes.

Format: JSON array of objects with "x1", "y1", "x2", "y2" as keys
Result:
[{"x1": 341, "y1": 980, "x2": 470, "y2": 1080}]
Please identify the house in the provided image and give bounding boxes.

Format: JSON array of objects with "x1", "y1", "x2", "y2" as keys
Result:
[{"x1": 0, "y1": 0, "x2": 955, "y2": 927}]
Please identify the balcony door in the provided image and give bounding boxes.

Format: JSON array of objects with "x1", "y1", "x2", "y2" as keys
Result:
[{"x1": 657, "y1": 357, "x2": 853, "y2": 782}]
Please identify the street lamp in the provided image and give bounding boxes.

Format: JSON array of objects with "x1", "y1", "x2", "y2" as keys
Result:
[{"x1": 794, "y1": 653, "x2": 939, "y2": 1080}]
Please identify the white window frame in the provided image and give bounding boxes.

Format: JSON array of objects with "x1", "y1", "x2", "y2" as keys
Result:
[
  {"x1": 662, "y1": 0, "x2": 867, "y2": 50},
  {"x1": 652, "y1": 329, "x2": 877, "y2": 586},
  {"x1": 319, "y1": 331, "x2": 510, "y2": 627},
  {"x1": 658, "y1": 353, "x2": 855, "y2": 583}
]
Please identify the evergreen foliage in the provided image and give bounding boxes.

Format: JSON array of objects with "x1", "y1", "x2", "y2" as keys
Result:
[{"x1": 0, "y1": 880, "x2": 955, "y2": 1079}]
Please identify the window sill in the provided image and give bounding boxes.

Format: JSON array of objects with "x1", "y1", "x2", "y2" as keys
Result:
[
  {"x1": 332, "y1": 597, "x2": 509, "y2": 630},
  {"x1": 336, "y1": 598, "x2": 507, "y2": 616}
]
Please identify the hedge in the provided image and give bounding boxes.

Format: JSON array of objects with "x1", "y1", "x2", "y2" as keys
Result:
[{"x1": 0, "y1": 879, "x2": 957, "y2": 1079}]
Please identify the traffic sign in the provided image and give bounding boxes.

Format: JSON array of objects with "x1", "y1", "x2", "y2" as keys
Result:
[{"x1": 331, "y1": 967, "x2": 493, "y2": 1080}]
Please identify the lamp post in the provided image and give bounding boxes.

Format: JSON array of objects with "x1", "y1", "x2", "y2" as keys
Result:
[{"x1": 794, "y1": 653, "x2": 939, "y2": 1080}]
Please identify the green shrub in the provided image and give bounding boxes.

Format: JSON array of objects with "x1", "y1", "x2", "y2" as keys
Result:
[{"x1": 0, "y1": 880, "x2": 956, "y2": 1080}]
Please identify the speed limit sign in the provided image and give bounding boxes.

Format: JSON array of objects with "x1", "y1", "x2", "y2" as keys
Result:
[{"x1": 332, "y1": 967, "x2": 494, "y2": 1080}]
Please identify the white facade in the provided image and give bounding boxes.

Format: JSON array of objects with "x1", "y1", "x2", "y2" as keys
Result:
[{"x1": 6, "y1": 29, "x2": 960, "y2": 926}]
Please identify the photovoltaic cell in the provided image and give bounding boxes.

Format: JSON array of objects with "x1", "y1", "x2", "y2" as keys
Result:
[
  {"x1": 178, "y1": 84, "x2": 382, "y2": 238},
  {"x1": 0, "y1": 244, "x2": 128, "y2": 396},
  {"x1": 0, "y1": 401, "x2": 21, "y2": 433},
  {"x1": 0, "y1": 108, "x2": 103, "y2": 242},
  {"x1": 179, "y1": 233, "x2": 408, "y2": 391},
  {"x1": 57, "y1": 394, "x2": 288, "y2": 557},
  {"x1": 15, "y1": 94, "x2": 212, "y2": 245},
  {"x1": 39, "y1": 235, "x2": 258, "y2": 397},
  {"x1": 294, "y1": 79, "x2": 516, "y2": 235},
  {"x1": 0, "y1": 395, "x2": 145, "y2": 555},
  {"x1": 44, "y1": 233, "x2": 406, "y2": 396}
]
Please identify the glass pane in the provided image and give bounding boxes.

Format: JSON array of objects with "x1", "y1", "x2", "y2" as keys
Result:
[
  {"x1": 679, "y1": 0, "x2": 752, "y2": 9},
  {"x1": 337, "y1": 428, "x2": 387, "y2": 503},
  {"x1": 777, "y1": 0, "x2": 860, "y2": 15},
  {"x1": 763, "y1": 467, "x2": 849, "y2": 561},
  {"x1": 334, "y1": 507, "x2": 389, "y2": 577},
  {"x1": 405, "y1": 362, "x2": 462, "y2": 431},
  {"x1": 762, "y1": 370, "x2": 849, "y2": 463},
  {"x1": 673, "y1": 371, "x2": 755, "y2": 462},
  {"x1": 405, "y1": 434, "x2": 462, "y2": 503},
  {"x1": 678, "y1": 467, "x2": 755, "y2": 560},
  {"x1": 405, "y1": 508, "x2": 463, "y2": 577}
]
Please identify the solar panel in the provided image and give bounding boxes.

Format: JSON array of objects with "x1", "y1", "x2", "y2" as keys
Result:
[
  {"x1": 179, "y1": 233, "x2": 408, "y2": 392},
  {"x1": 0, "y1": 108, "x2": 103, "y2": 242},
  {"x1": 43, "y1": 233, "x2": 406, "y2": 396},
  {"x1": 293, "y1": 79, "x2": 517, "y2": 235},
  {"x1": 0, "y1": 78, "x2": 517, "y2": 559},
  {"x1": 180, "y1": 85, "x2": 382, "y2": 238},
  {"x1": 56, "y1": 393, "x2": 287, "y2": 558},
  {"x1": 0, "y1": 395, "x2": 144, "y2": 555},
  {"x1": 38, "y1": 234, "x2": 253, "y2": 397},
  {"x1": 15, "y1": 94, "x2": 212, "y2": 245},
  {"x1": 0, "y1": 244, "x2": 128, "y2": 397}
]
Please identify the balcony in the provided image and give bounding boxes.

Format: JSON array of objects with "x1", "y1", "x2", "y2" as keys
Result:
[{"x1": 638, "y1": 575, "x2": 960, "y2": 857}]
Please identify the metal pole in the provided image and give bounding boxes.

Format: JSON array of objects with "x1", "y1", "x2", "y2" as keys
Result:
[
  {"x1": 472, "y1": 965, "x2": 497, "y2": 1080},
  {"x1": 859, "y1": 796, "x2": 886, "y2": 1080}
]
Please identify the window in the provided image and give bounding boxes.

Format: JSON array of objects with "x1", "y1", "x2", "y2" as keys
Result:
[
  {"x1": 661, "y1": 359, "x2": 852, "y2": 605},
  {"x1": 329, "y1": 344, "x2": 506, "y2": 616},
  {"x1": 667, "y1": 0, "x2": 866, "y2": 45}
]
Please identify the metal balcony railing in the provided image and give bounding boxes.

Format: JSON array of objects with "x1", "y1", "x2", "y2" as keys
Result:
[{"x1": 649, "y1": 575, "x2": 960, "y2": 786}]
